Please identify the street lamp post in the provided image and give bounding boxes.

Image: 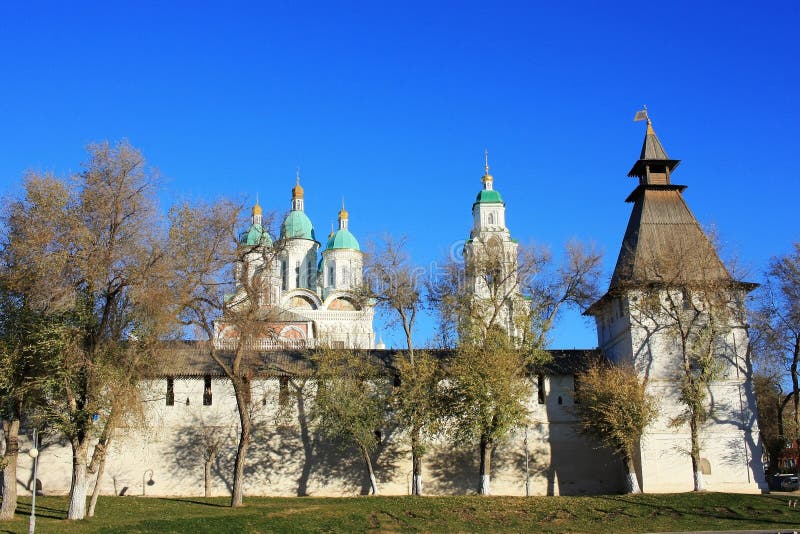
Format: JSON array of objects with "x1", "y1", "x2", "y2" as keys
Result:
[
  {"x1": 524, "y1": 426, "x2": 530, "y2": 497},
  {"x1": 142, "y1": 469, "x2": 154, "y2": 496},
  {"x1": 28, "y1": 429, "x2": 39, "y2": 534}
]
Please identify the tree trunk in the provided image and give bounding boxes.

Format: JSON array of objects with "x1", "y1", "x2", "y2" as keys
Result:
[
  {"x1": 87, "y1": 429, "x2": 114, "y2": 518},
  {"x1": 87, "y1": 450, "x2": 108, "y2": 517},
  {"x1": 479, "y1": 436, "x2": 493, "y2": 495},
  {"x1": 622, "y1": 454, "x2": 641, "y2": 494},
  {"x1": 0, "y1": 418, "x2": 20, "y2": 520},
  {"x1": 411, "y1": 426, "x2": 423, "y2": 495},
  {"x1": 792, "y1": 335, "x2": 800, "y2": 445},
  {"x1": 67, "y1": 438, "x2": 90, "y2": 520},
  {"x1": 295, "y1": 384, "x2": 313, "y2": 497},
  {"x1": 359, "y1": 444, "x2": 379, "y2": 495},
  {"x1": 230, "y1": 386, "x2": 251, "y2": 507},
  {"x1": 689, "y1": 414, "x2": 705, "y2": 492},
  {"x1": 204, "y1": 449, "x2": 216, "y2": 498}
]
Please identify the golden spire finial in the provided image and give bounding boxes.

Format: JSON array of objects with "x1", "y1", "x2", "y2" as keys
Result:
[
  {"x1": 292, "y1": 169, "x2": 304, "y2": 200},
  {"x1": 338, "y1": 197, "x2": 348, "y2": 219},
  {"x1": 252, "y1": 193, "x2": 263, "y2": 216},
  {"x1": 482, "y1": 149, "x2": 494, "y2": 188}
]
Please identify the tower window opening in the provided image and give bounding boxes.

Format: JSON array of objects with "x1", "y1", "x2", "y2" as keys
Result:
[
  {"x1": 203, "y1": 375, "x2": 213, "y2": 406},
  {"x1": 537, "y1": 374, "x2": 545, "y2": 404},
  {"x1": 281, "y1": 260, "x2": 288, "y2": 291},
  {"x1": 329, "y1": 266, "x2": 335, "y2": 287},
  {"x1": 295, "y1": 261, "x2": 301, "y2": 288},
  {"x1": 166, "y1": 378, "x2": 174, "y2": 406},
  {"x1": 488, "y1": 213, "x2": 495, "y2": 225}
]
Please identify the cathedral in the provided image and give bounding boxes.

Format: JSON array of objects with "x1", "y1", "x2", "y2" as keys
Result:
[
  {"x1": 14, "y1": 119, "x2": 768, "y2": 497},
  {"x1": 215, "y1": 175, "x2": 375, "y2": 350}
]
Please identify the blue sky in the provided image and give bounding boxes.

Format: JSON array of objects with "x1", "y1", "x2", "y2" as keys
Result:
[{"x1": 1, "y1": 1, "x2": 797, "y2": 349}]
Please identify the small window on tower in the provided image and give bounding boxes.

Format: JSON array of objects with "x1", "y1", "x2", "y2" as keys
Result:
[
  {"x1": 166, "y1": 378, "x2": 174, "y2": 406},
  {"x1": 281, "y1": 260, "x2": 288, "y2": 291},
  {"x1": 537, "y1": 374, "x2": 545, "y2": 404},
  {"x1": 295, "y1": 261, "x2": 301, "y2": 288},
  {"x1": 203, "y1": 375, "x2": 212, "y2": 406},
  {"x1": 488, "y1": 213, "x2": 495, "y2": 225},
  {"x1": 329, "y1": 266, "x2": 335, "y2": 287}
]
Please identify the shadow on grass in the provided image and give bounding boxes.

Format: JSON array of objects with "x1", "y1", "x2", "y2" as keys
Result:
[
  {"x1": 595, "y1": 493, "x2": 797, "y2": 528},
  {"x1": 157, "y1": 497, "x2": 229, "y2": 508},
  {"x1": 14, "y1": 502, "x2": 66, "y2": 520}
]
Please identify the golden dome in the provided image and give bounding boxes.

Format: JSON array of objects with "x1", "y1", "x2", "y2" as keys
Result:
[
  {"x1": 251, "y1": 202, "x2": 263, "y2": 216},
  {"x1": 482, "y1": 172, "x2": 493, "y2": 184},
  {"x1": 338, "y1": 207, "x2": 349, "y2": 220},
  {"x1": 292, "y1": 182, "x2": 304, "y2": 199}
]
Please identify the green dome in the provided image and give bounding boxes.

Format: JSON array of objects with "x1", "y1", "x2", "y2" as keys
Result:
[
  {"x1": 239, "y1": 224, "x2": 273, "y2": 246},
  {"x1": 281, "y1": 211, "x2": 316, "y2": 240},
  {"x1": 475, "y1": 190, "x2": 504, "y2": 204},
  {"x1": 325, "y1": 229, "x2": 360, "y2": 251}
]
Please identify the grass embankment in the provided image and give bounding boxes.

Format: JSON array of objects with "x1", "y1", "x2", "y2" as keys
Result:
[{"x1": 1, "y1": 493, "x2": 799, "y2": 533}]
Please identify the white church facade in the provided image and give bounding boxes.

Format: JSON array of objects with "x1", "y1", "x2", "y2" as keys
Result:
[
  {"x1": 11, "y1": 121, "x2": 768, "y2": 497},
  {"x1": 216, "y1": 177, "x2": 375, "y2": 351}
]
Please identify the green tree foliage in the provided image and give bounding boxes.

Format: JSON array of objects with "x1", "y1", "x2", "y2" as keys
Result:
[
  {"x1": 574, "y1": 361, "x2": 658, "y2": 493},
  {"x1": 428, "y1": 240, "x2": 601, "y2": 494},
  {"x1": 1, "y1": 141, "x2": 172, "y2": 519},
  {"x1": 313, "y1": 347, "x2": 390, "y2": 495},
  {"x1": 445, "y1": 328, "x2": 532, "y2": 495},
  {"x1": 0, "y1": 287, "x2": 73, "y2": 519}
]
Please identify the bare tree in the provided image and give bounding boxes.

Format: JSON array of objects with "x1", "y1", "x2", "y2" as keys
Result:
[
  {"x1": 574, "y1": 361, "x2": 658, "y2": 493},
  {"x1": 753, "y1": 373, "x2": 796, "y2": 475},
  {"x1": 355, "y1": 236, "x2": 436, "y2": 494},
  {"x1": 170, "y1": 200, "x2": 286, "y2": 507},
  {"x1": 627, "y1": 240, "x2": 750, "y2": 491},
  {"x1": 752, "y1": 243, "x2": 800, "y2": 446}
]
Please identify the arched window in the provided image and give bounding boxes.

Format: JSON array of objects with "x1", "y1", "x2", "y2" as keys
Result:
[
  {"x1": 488, "y1": 212, "x2": 495, "y2": 225},
  {"x1": 329, "y1": 266, "x2": 335, "y2": 287}
]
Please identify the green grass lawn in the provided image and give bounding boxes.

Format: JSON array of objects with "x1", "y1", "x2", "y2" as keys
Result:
[{"x1": 1, "y1": 493, "x2": 799, "y2": 533}]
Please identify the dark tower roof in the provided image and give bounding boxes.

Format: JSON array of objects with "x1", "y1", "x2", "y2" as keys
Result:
[
  {"x1": 627, "y1": 120, "x2": 681, "y2": 181},
  {"x1": 586, "y1": 119, "x2": 739, "y2": 316}
]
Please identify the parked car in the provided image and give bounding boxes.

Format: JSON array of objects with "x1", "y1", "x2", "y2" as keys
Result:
[{"x1": 770, "y1": 473, "x2": 800, "y2": 491}]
